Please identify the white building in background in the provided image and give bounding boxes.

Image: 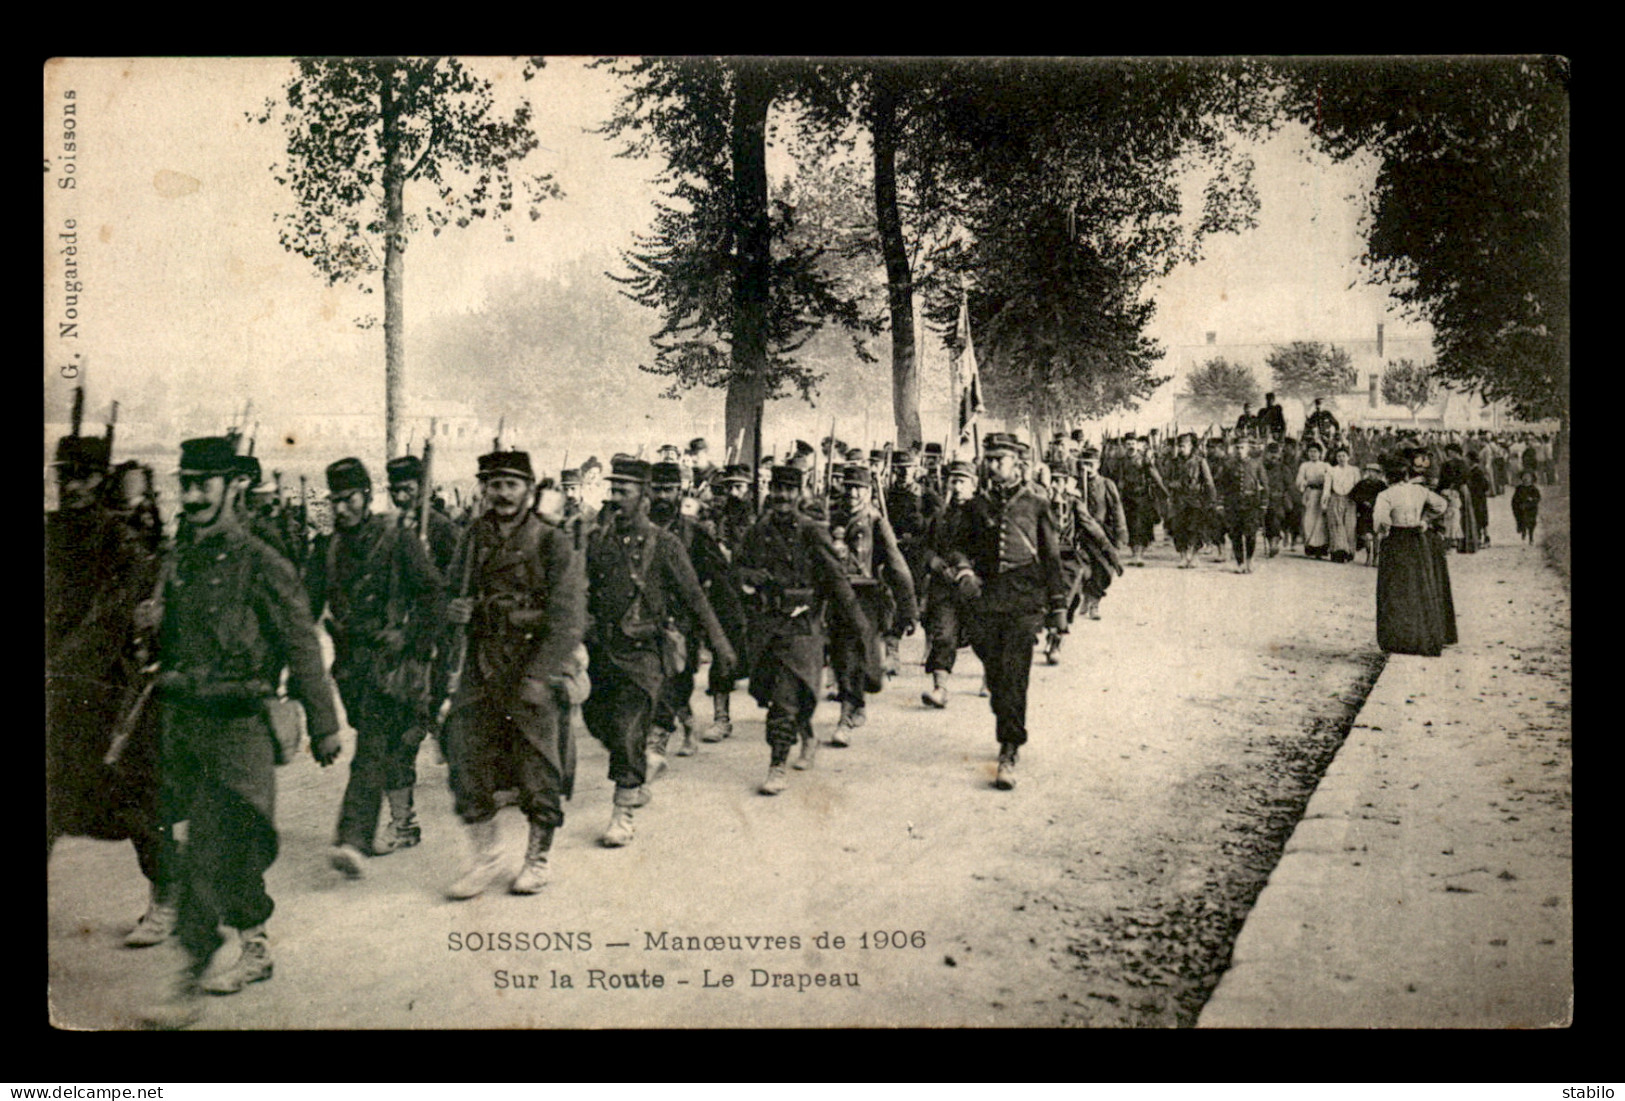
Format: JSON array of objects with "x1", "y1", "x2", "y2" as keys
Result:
[{"x1": 1164, "y1": 323, "x2": 1511, "y2": 433}]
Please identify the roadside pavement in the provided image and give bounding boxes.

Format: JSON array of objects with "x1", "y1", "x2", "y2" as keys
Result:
[{"x1": 1198, "y1": 488, "x2": 1572, "y2": 1028}]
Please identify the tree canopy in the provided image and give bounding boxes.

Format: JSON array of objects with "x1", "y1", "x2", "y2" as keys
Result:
[
  {"x1": 1381, "y1": 357, "x2": 1436, "y2": 418},
  {"x1": 253, "y1": 58, "x2": 558, "y2": 290},
  {"x1": 1187, "y1": 357, "x2": 1262, "y2": 415},
  {"x1": 910, "y1": 58, "x2": 1277, "y2": 432},
  {"x1": 598, "y1": 58, "x2": 877, "y2": 404},
  {"x1": 1279, "y1": 57, "x2": 1568, "y2": 421},
  {"x1": 251, "y1": 57, "x2": 560, "y2": 455},
  {"x1": 1266, "y1": 341, "x2": 1356, "y2": 399}
]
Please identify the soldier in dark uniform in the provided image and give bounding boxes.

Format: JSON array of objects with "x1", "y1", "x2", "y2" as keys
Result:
[
  {"x1": 882, "y1": 449, "x2": 938, "y2": 677},
  {"x1": 583, "y1": 457, "x2": 735, "y2": 846},
  {"x1": 943, "y1": 433, "x2": 1066, "y2": 790},
  {"x1": 47, "y1": 433, "x2": 178, "y2": 949},
  {"x1": 304, "y1": 458, "x2": 444, "y2": 878},
  {"x1": 920, "y1": 459, "x2": 980, "y2": 708},
  {"x1": 920, "y1": 442, "x2": 945, "y2": 498},
  {"x1": 1041, "y1": 462, "x2": 1086, "y2": 663},
  {"x1": 387, "y1": 454, "x2": 459, "y2": 575},
  {"x1": 141, "y1": 437, "x2": 342, "y2": 1027},
  {"x1": 1305, "y1": 397, "x2": 1340, "y2": 443},
  {"x1": 558, "y1": 466, "x2": 600, "y2": 551},
  {"x1": 1261, "y1": 441, "x2": 1290, "y2": 558},
  {"x1": 647, "y1": 460, "x2": 739, "y2": 761},
  {"x1": 1116, "y1": 434, "x2": 1167, "y2": 567},
  {"x1": 105, "y1": 459, "x2": 165, "y2": 557},
  {"x1": 440, "y1": 449, "x2": 586, "y2": 898},
  {"x1": 1258, "y1": 392, "x2": 1288, "y2": 442},
  {"x1": 700, "y1": 464, "x2": 757, "y2": 742},
  {"x1": 1074, "y1": 444, "x2": 1127, "y2": 619},
  {"x1": 1168, "y1": 433, "x2": 1218, "y2": 570},
  {"x1": 232, "y1": 455, "x2": 299, "y2": 564},
  {"x1": 826, "y1": 466, "x2": 918, "y2": 745},
  {"x1": 686, "y1": 437, "x2": 717, "y2": 489},
  {"x1": 734, "y1": 465, "x2": 867, "y2": 792},
  {"x1": 1215, "y1": 435, "x2": 1267, "y2": 573}
]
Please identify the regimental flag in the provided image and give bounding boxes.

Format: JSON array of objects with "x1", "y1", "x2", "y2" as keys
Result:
[{"x1": 954, "y1": 291, "x2": 984, "y2": 444}]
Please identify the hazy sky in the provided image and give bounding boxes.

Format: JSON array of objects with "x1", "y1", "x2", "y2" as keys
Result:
[{"x1": 43, "y1": 56, "x2": 1430, "y2": 453}]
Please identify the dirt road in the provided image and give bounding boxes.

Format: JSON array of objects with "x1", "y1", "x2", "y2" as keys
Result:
[{"x1": 48, "y1": 494, "x2": 1553, "y2": 1029}]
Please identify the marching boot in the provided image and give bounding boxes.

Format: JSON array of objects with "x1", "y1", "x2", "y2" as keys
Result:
[
  {"x1": 510, "y1": 821, "x2": 555, "y2": 894},
  {"x1": 793, "y1": 727, "x2": 818, "y2": 771},
  {"x1": 921, "y1": 670, "x2": 949, "y2": 709},
  {"x1": 673, "y1": 714, "x2": 699, "y2": 757},
  {"x1": 760, "y1": 745, "x2": 792, "y2": 795},
  {"x1": 1085, "y1": 595, "x2": 1102, "y2": 621},
  {"x1": 141, "y1": 959, "x2": 206, "y2": 1030},
  {"x1": 446, "y1": 817, "x2": 506, "y2": 900},
  {"x1": 124, "y1": 882, "x2": 178, "y2": 948},
  {"x1": 702, "y1": 692, "x2": 733, "y2": 742},
  {"x1": 994, "y1": 744, "x2": 1019, "y2": 791},
  {"x1": 645, "y1": 729, "x2": 671, "y2": 782},
  {"x1": 379, "y1": 787, "x2": 421, "y2": 853},
  {"x1": 201, "y1": 924, "x2": 273, "y2": 995},
  {"x1": 883, "y1": 637, "x2": 901, "y2": 678},
  {"x1": 329, "y1": 842, "x2": 367, "y2": 879},
  {"x1": 828, "y1": 699, "x2": 856, "y2": 747},
  {"x1": 1043, "y1": 628, "x2": 1063, "y2": 665},
  {"x1": 601, "y1": 786, "x2": 640, "y2": 847}
]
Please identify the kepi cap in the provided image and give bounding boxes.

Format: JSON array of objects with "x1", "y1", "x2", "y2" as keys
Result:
[
  {"x1": 325, "y1": 457, "x2": 372, "y2": 497},
  {"x1": 176, "y1": 437, "x2": 239, "y2": 478},
  {"x1": 55, "y1": 435, "x2": 111, "y2": 476},
  {"x1": 606, "y1": 454, "x2": 651, "y2": 484},
  {"x1": 477, "y1": 450, "x2": 534, "y2": 481},
  {"x1": 386, "y1": 455, "x2": 423, "y2": 484}
]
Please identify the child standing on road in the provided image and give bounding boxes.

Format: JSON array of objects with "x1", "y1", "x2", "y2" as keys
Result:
[{"x1": 1512, "y1": 471, "x2": 1542, "y2": 544}]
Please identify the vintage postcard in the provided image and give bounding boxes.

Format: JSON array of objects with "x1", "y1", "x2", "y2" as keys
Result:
[{"x1": 44, "y1": 56, "x2": 1571, "y2": 1031}]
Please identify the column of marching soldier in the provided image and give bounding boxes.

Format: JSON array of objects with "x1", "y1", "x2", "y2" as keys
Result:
[{"x1": 45, "y1": 418, "x2": 1171, "y2": 1029}]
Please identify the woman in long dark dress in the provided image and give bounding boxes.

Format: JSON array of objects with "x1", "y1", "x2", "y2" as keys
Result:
[{"x1": 1373, "y1": 448, "x2": 1456, "y2": 656}]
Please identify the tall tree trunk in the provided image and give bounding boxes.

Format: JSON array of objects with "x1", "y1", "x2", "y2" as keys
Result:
[
  {"x1": 872, "y1": 82, "x2": 922, "y2": 448},
  {"x1": 381, "y1": 66, "x2": 406, "y2": 461},
  {"x1": 726, "y1": 63, "x2": 774, "y2": 470}
]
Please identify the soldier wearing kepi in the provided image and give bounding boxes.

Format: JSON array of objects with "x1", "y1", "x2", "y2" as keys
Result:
[
  {"x1": 734, "y1": 464, "x2": 868, "y2": 792},
  {"x1": 234, "y1": 455, "x2": 299, "y2": 564},
  {"x1": 142, "y1": 437, "x2": 341, "y2": 1028},
  {"x1": 558, "y1": 466, "x2": 600, "y2": 551},
  {"x1": 47, "y1": 430, "x2": 178, "y2": 950},
  {"x1": 827, "y1": 465, "x2": 918, "y2": 745},
  {"x1": 700, "y1": 463, "x2": 757, "y2": 743},
  {"x1": 647, "y1": 460, "x2": 739, "y2": 762},
  {"x1": 305, "y1": 458, "x2": 445, "y2": 878},
  {"x1": 920, "y1": 459, "x2": 980, "y2": 709},
  {"x1": 1115, "y1": 434, "x2": 1167, "y2": 568},
  {"x1": 883, "y1": 449, "x2": 939, "y2": 677},
  {"x1": 947, "y1": 432, "x2": 1066, "y2": 790},
  {"x1": 1074, "y1": 444, "x2": 1127, "y2": 620},
  {"x1": 583, "y1": 457, "x2": 735, "y2": 846},
  {"x1": 387, "y1": 454, "x2": 459, "y2": 576},
  {"x1": 440, "y1": 448, "x2": 586, "y2": 898}
]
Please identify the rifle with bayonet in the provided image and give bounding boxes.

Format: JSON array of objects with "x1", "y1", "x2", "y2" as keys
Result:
[
  {"x1": 418, "y1": 423, "x2": 436, "y2": 546},
  {"x1": 298, "y1": 475, "x2": 310, "y2": 562},
  {"x1": 436, "y1": 494, "x2": 487, "y2": 728}
]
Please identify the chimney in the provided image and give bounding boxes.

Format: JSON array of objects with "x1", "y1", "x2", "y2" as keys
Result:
[
  {"x1": 1205, "y1": 331, "x2": 1217, "y2": 345},
  {"x1": 1376, "y1": 323, "x2": 1384, "y2": 359},
  {"x1": 1369, "y1": 373, "x2": 1379, "y2": 409}
]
